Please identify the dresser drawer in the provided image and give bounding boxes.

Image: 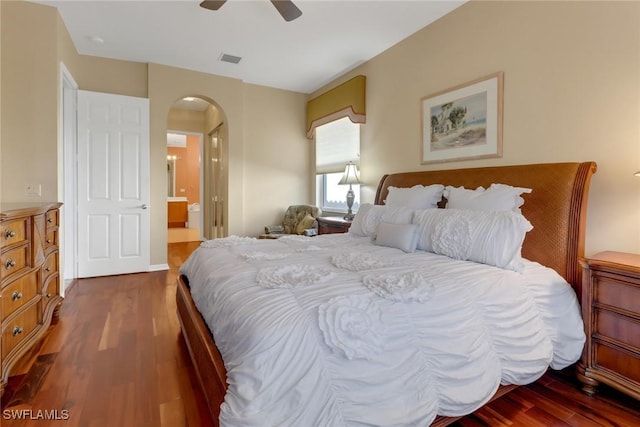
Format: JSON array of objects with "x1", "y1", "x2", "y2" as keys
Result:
[
  {"x1": 1, "y1": 244, "x2": 29, "y2": 282},
  {"x1": 45, "y1": 209, "x2": 59, "y2": 228},
  {"x1": 1, "y1": 271, "x2": 38, "y2": 319},
  {"x1": 594, "y1": 273, "x2": 640, "y2": 313},
  {"x1": 42, "y1": 250, "x2": 59, "y2": 283},
  {"x1": 0, "y1": 218, "x2": 28, "y2": 249},
  {"x1": 2, "y1": 304, "x2": 39, "y2": 360},
  {"x1": 44, "y1": 229, "x2": 58, "y2": 251},
  {"x1": 42, "y1": 274, "x2": 58, "y2": 300}
]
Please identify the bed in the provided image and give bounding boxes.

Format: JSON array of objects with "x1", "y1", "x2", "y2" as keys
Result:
[{"x1": 176, "y1": 161, "x2": 596, "y2": 426}]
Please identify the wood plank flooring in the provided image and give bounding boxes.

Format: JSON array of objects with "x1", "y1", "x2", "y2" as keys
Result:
[{"x1": 2, "y1": 241, "x2": 639, "y2": 426}]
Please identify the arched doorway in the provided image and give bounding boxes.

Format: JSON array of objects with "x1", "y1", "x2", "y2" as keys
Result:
[{"x1": 166, "y1": 96, "x2": 228, "y2": 242}]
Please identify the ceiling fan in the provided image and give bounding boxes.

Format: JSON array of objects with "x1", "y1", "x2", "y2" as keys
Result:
[{"x1": 200, "y1": 0, "x2": 303, "y2": 22}]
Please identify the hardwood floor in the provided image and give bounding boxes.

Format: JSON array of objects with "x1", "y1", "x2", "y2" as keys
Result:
[
  {"x1": 167, "y1": 227, "x2": 201, "y2": 244},
  {"x1": 2, "y1": 241, "x2": 639, "y2": 426}
]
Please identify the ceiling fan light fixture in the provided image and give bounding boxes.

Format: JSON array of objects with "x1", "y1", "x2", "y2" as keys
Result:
[
  {"x1": 199, "y1": 0, "x2": 226, "y2": 11},
  {"x1": 200, "y1": 0, "x2": 301, "y2": 22},
  {"x1": 220, "y1": 53, "x2": 242, "y2": 64},
  {"x1": 270, "y1": 0, "x2": 302, "y2": 22}
]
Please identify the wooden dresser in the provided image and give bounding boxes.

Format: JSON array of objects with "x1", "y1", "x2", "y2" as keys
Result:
[
  {"x1": 577, "y1": 251, "x2": 640, "y2": 400},
  {"x1": 0, "y1": 202, "x2": 63, "y2": 395}
]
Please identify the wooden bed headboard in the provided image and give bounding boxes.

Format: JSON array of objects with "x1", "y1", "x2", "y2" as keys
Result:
[{"x1": 374, "y1": 162, "x2": 597, "y2": 296}]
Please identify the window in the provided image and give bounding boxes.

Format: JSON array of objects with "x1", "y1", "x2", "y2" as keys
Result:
[{"x1": 315, "y1": 117, "x2": 360, "y2": 213}]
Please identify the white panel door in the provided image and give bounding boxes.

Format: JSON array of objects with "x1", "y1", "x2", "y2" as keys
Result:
[{"x1": 77, "y1": 90, "x2": 150, "y2": 278}]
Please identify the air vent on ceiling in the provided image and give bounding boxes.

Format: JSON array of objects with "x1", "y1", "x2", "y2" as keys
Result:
[{"x1": 220, "y1": 53, "x2": 242, "y2": 64}]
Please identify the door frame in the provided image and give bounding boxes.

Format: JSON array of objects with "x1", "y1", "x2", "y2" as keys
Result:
[
  {"x1": 166, "y1": 129, "x2": 204, "y2": 241},
  {"x1": 60, "y1": 62, "x2": 78, "y2": 292}
]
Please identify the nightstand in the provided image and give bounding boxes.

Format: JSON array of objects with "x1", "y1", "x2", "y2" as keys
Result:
[
  {"x1": 317, "y1": 216, "x2": 352, "y2": 235},
  {"x1": 577, "y1": 251, "x2": 640, "y2": 400}
]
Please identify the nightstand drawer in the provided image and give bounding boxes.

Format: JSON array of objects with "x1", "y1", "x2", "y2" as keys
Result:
[
  {"x1": 595, "y1": 309, "x2": 640, "y2": 349},
  {"x1": 594, "y1": 344, "x2": 640, "y2": 384},
  {"x1": 317, "y1": 217, "x2": 352, "y2": 235},
  {"x1": 579, "y1": 251, "x2": 640, "y2": 400},
  {"x1": 594, "y1": 274, "x2": 640, "y2": 313}
]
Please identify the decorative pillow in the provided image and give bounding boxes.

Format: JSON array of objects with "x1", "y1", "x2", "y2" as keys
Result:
[
  {"x1": 444, "y1": 183, "x2": 532, "y2": 213},
  {"x1": 348, "y1": 203, "x2": 374, "y2": 236},
  {"x1": 349, "y1": 204, "x2": 414, "y2": 237},
  {"x1": 385, "y1": 184, "x2": 445, "y2": 209},
  {"x1": 295, "y1": 213, "x2": 316, "y2": 235},
  {"x1": 374, "y1": 223, "x2": 419, "y2": 253},
  {"x1": 412, "y1": 208, "x2": 533, "y2": 271}
]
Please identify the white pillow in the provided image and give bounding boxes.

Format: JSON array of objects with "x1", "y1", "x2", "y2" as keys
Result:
[
  {"x1": 412, "y1": 208, "x2": 533, "y2": 271},
  {"x1": 348, "y1": 204, "x2": 414, "y2": 237},
  {"x1": 348, "y1": 203, "x2": 374, "y2": 236},
  {"x1": 385, "y1": 184, "x2": 445, "y2": 209},
  {"x1": 374, "y1": 223, "x2": 419, "y2": 253},
  {"x1": 444, "y1": 183, "x2": 531, "y2": 213}
]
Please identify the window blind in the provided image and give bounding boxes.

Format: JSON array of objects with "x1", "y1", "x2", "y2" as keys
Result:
[{"x1": 315, "y1": 117, "x2": 360, "y2": 174}]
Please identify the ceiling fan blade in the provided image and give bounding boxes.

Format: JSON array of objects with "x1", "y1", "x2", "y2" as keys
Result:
[
  {"x1": 200, "y1": 0, "x2": 227, "y2": 11},
  {"x1": 270, "y1": 0, "x2": 302, "y2": 22}
]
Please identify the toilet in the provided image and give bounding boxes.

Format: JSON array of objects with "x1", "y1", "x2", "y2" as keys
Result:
[{"x1": 187, "y1": 203, "x2": 200, "y2": 229}]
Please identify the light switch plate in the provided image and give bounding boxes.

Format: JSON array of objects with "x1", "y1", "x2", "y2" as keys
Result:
[{"x1": 26, "y1": 183, "x2": 41, "y2": 197}]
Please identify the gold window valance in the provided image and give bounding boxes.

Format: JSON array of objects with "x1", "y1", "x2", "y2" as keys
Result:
[{"x1": 306, "y1": 75, "x2": 366, "y2": 139}]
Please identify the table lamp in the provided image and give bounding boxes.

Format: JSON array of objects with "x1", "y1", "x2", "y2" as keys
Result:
[{"x1": 338, "y1": 162, "x2": 360, "y2": 221}]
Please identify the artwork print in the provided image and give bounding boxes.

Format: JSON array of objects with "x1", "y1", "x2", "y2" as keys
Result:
[{"x1": 421, "y1": 72, "x2": 503, "y2": 164}]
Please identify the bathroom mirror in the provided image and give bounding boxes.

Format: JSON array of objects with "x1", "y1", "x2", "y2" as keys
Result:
[
  {"x1": 167, "y1": 132, "x2": 187, "y2": 198},
  {"x1": 167, "y1": 155, "x2": 177, "y2": 197}
]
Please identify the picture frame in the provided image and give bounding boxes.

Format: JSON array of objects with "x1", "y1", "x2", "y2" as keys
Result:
[{"x1": 421, "y1": 72, "x2": 503, "y2": 164}]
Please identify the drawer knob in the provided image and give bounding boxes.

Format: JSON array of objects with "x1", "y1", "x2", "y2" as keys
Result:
[
  {"x1": 5, "y1": 259, "x2": 16, "y2": 269},
  {"x1": 45, "y1": 266, "x2": 51, "y2": 272},
  {"x1": 12, "y1": 326, "x2": 23, "y2": 336},
  {"x1": 4, "y1": 230, "x2": 16, "y2": 239},
  {"x1": 47, "y1": 218, "x2": 53, "y2": 223},
  {"x1": 11, "y1": 291, "x2": 23, "y2": 301},
  {"x1": 45, "y1": 293, "x2": 51, "y2": 299},
  {"x1": 46, "y1": 239, "x2": 52, "y2": 244}
]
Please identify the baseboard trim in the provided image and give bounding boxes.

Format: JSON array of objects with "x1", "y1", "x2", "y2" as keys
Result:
[{"x1": 149, "y1": 264, "x2": 170, "y2": 272}]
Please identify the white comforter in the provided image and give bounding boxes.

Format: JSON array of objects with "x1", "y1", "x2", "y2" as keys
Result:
[{"x1": 180, "y1": 234, "x2": 585, "y2": 427}]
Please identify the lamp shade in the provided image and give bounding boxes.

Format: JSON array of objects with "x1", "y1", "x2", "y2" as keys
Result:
[{"x1": 338, "y1": 163, "x2": 360, "y2": 185}]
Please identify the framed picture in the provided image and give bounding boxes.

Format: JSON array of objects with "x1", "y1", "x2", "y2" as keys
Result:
[{"x1": 421, "y1": 72, "x2": 503, "y2": 164}]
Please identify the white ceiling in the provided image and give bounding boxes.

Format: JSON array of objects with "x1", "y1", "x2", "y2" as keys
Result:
[{"x1": 33, "y1": 0, "x2": 465, "y2": 94}]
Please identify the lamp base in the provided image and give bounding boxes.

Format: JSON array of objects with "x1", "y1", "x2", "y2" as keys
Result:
[{"x1": 344, "y1": 186, "x2": 355, "y2": 221}]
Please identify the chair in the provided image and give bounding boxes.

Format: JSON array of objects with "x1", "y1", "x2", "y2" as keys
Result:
[{"x1": 261, "y1": 205, "x2": 321, "y2": 238}]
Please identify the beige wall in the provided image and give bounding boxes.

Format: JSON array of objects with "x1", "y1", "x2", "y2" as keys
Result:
[
  {"x1": 314, "y1": 0, "x2": 640, "y2": 256},
  {"x1": 242, "y1": 83, "x2": 310, "y2": 234},
  {"x1": 1, "y1": 1, "x2": 59, "y2": 201},
  {"x1": 168, "y1": 108, "x2": 207, "y2": 134}
]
